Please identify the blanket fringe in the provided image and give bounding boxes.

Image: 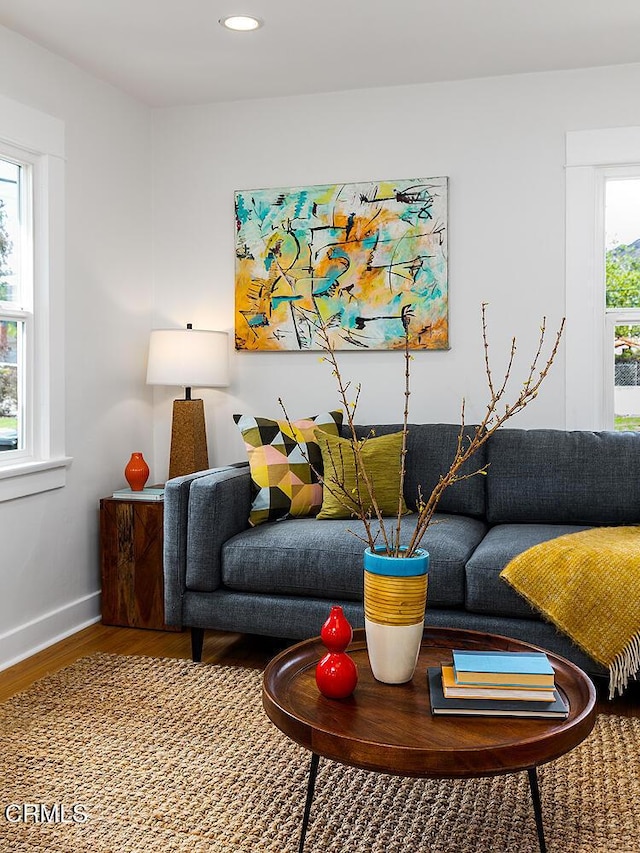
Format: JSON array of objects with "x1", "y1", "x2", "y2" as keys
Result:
[{"x1": 609, "y1": 632, "x2": 640, "y2": 699}]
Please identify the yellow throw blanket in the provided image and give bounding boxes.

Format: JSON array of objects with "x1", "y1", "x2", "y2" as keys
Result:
[{"x1": 501, "y1": 526, "x2": 640, "y2": 698}]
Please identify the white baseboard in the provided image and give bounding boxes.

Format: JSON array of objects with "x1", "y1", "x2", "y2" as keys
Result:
[{"x1": 0, "y1": 591, "x2": 101, "y2": 672}]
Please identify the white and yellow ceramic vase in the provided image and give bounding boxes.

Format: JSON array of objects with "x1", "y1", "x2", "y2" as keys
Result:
[{"x1": 363, "y1": 546, "x2": 429, "y2": 684}]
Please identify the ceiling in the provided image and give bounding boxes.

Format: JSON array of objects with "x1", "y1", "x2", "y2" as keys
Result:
[{"x1": 2, "y1": 1, "x2": 640, "y2": 108}]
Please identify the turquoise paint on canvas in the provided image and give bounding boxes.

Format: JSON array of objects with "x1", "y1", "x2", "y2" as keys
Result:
[{"x1": 235, "y1": 176, "x2": 448, "y2": 351}]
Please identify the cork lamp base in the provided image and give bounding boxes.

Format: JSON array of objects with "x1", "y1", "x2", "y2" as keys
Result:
[{"x1": 168, "y1": 398, "x2": 210, "y2": 480}]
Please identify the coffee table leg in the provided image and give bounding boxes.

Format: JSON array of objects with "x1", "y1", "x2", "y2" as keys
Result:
[
  {"x1": 527, "y1": 767, "x2": 547, "y2": 853},
  {"x1": 298, "y1": 752, "x2": 320, "y2": 853}
]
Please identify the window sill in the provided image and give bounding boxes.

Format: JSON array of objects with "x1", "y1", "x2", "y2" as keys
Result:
[{"x1": 0, "y1": 456, "x2": 73, "y2": 502}]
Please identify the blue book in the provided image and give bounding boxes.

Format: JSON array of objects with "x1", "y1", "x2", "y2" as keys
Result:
[{"x1": 452, "y1": 650, "x2": 555, "y2": 687}]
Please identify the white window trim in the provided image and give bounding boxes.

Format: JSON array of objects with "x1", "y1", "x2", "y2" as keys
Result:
[
  {"x1": 0, "y1": 94, "x2": 70, "y2": 501},
  {"x1": 565, "y1": 126, "x2": 640, "y2": 430}
]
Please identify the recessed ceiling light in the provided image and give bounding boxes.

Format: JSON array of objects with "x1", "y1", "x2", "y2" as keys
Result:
[{"x1": 220, "y1": 15, "x2": 263, "y2": 32}]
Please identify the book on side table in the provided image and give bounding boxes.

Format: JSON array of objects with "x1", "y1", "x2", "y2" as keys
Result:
[{"x1": 111, "y1": 487, "x2": 164, "y2": 501}]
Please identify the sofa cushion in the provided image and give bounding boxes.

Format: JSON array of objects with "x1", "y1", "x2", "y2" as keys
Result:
[
  {"x1": 465, "y1": 523, "x2": 591, "y2": 619},
  {"x1": 233, "y1": 410, "x2": 343, "y2": 526},
  {"x1": 315, "y1": 430, "x2": 409, "y2": 519},
  {"x1": 221, "y1": 512, "x2": 487, "y2": 608},
  {"x1": 486, "y1": 429, "x2": 640, "y2": 524},
  {"x1": 350, "y1": 423, "x2": 487, "y2": 517}
]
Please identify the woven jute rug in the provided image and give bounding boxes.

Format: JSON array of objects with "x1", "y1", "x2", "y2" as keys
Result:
[{"x1": 0, "y1": 654, "x2": 638, "y2": 853}]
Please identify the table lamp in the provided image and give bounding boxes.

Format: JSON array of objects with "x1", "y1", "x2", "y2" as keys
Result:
[{"x1": 146, "y1": 323, "x2": 229, "y2": 479}]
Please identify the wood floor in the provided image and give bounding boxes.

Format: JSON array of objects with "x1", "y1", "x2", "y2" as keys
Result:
[{"x1": 1, "y1": 622, "x2": 639, "y2": 717}]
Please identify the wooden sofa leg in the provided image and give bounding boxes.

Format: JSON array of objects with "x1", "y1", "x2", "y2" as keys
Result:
[{"x1": 191, "y1": 627, "x2": 205, "y2": 662}]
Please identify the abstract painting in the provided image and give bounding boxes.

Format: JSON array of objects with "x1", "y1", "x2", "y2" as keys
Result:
[{"x1": 234, "y1": 176, "x2": 448, "y2": 351}]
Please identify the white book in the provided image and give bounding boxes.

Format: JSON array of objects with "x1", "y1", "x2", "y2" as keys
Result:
[{"x1": 111, "y1": 487, "x2": 164, "y2": 501}]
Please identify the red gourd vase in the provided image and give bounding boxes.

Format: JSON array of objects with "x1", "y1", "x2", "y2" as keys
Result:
[
  {"x1": 124, "y1": 452, "x2": 150, "y2": 491},
  {"x1": 315, "y1": 605, "x2": 358, "y2": 699}
]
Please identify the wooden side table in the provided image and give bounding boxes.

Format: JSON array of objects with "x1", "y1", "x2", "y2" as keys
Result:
[{"x1": 99, "y1": 496, "x2": 179, "y2": 631}]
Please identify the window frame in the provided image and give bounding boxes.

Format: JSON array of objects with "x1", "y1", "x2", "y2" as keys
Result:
[
  {"x1": 566, "y1": 127, "x2": 640, "y2": 430},
  {"x1": 1, "y1": 147, "x2": 33, "y2": 463},
  {"x1": 603, "y1": 169, "x2": 640, "y2": 430},
  {"x1": 0, "y1": 94, "x2": 69, "y2": 501}
]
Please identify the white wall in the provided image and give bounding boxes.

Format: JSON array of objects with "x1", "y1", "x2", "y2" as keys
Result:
[
  {"x1": 0, "y1": 27, "x2": 153, "y2": 667},
  {"x1": 152, "y1": 63, "x2": 640, "y2": 469}
]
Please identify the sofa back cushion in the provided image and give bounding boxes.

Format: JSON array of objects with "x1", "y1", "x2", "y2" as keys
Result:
[
  {"x1": 486, "y1": 428, "x2": 640, "y2": 525},
  {"x1": 348, "y1": 423, "x2": 487, "y2": 518}
]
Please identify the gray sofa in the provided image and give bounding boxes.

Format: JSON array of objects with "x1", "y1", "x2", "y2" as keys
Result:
[{"x1": 164, "y1": 424, "x2": 640, "y2": 678}]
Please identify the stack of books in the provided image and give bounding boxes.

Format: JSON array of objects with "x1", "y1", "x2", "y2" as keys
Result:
[
  {"x1": 428, "y1": 649, "x2": 568, "y2": 719},
  {"x1": 111, "y1": 487, "x2": 164, "y2": 502}
]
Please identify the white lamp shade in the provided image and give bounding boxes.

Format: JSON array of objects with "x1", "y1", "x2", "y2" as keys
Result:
[{"x1": 146, "y1": 328, "x2": 229, "y2": 388}]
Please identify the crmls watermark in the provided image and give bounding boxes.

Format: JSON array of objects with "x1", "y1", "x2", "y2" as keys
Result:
[{"x1": 4, "y1": 803, "x2": 89, "y2": 824}]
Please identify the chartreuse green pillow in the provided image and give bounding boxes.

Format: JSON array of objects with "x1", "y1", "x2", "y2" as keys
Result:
[
  {"x1": 315, "y1": 430, "x2": 409, "y2": 519},
  {"x1": 234, "y1": 410, "x2": 343, "y2": 526}
]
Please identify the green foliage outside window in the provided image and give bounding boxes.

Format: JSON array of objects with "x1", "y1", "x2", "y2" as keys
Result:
[
  {"x1": 0, "y1": 203, "x2": 17, "y2": 420},
  {"x1": 607, "y1": 242, "x2": 640, "y2": 349},
  {"x1": 0, "y1": 199, "x2": 11, "y2": 302}
]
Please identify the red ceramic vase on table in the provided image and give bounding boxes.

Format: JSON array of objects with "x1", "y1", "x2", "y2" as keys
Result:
[
  {"x1": 315, "y1": 605, "x2": 358, "y2": 699},
  {"x1": 124, "y1": 452, "x2": 150, "y2": 491}
]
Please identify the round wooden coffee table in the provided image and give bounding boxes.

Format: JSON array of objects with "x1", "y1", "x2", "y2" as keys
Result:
[{"x1": 262, "y1": 627, "x2": 596, "y2": 853}]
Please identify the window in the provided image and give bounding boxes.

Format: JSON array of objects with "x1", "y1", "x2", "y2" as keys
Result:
[
  {"x1": 0, "y1": 156, "x2": 28, "y2": 455},
  {"x1": 566, "y1": 126, "x2": 640, "y2": 431},
  {"x1": 0, "y1": 94, "x2": 69, "y2": 501},
  {"x1": 604, "y1": 175, "x2": 640, "y2": 432}
]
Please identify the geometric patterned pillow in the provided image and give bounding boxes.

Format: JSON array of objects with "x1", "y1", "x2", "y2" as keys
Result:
[{"x1": 233, "y1": 410, "x2": 343, "y2": 526}]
